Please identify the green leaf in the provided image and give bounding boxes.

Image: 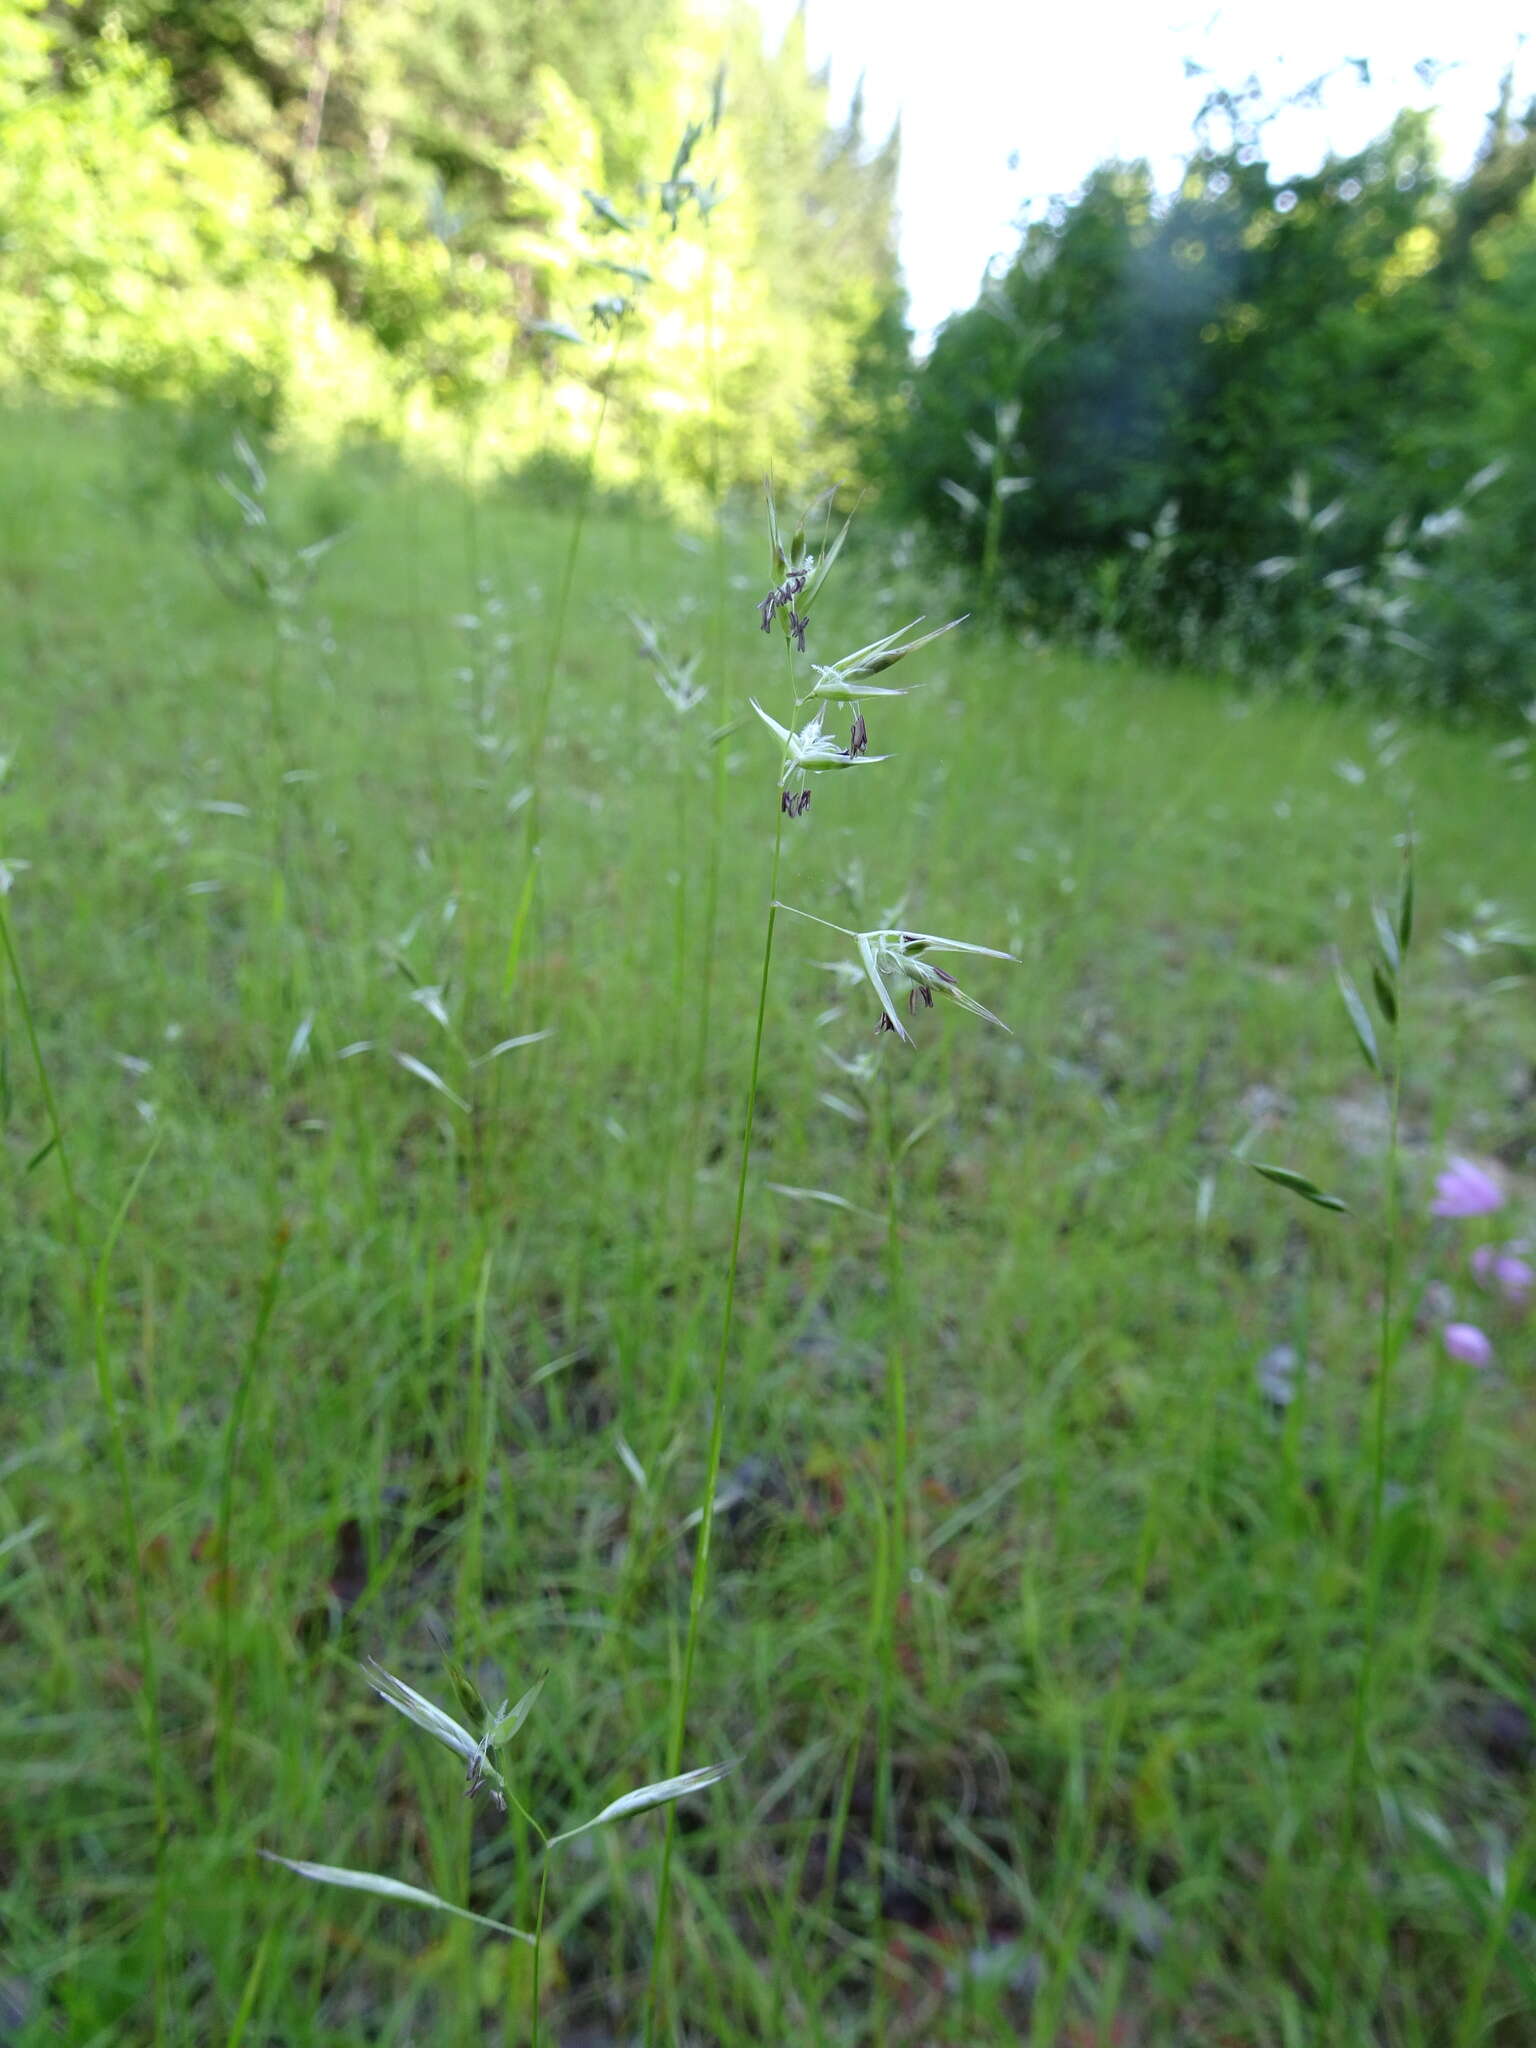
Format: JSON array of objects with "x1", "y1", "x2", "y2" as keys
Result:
[
  {"x1": 1371, "y1": 961, "x2": 1398, "y2": 1027},
  {"x1": 763, "y1": 477, "x2": 785, "y2": 574},
  {"x1": 788, "y1": 485, "x2": 835, "y2": 577},
  {"x1": 1371, "y1": 901, "x2": 1401, "y2": 975},
  {"x1": 799, "y1": 500, "x2": 856, "y2": 622},
  {"x1": 765, "y1": 1181, "x2": 875, "y2": 1219},
  {"x1": 485, "y1": 1675, "x2": 545, "y2": 1751},
  {"x1": 1398, "y1": 846, "x2": 1415, "y2": 953},
  {"x1": 1249, "y1": 1163, "x2": 1351, "y2": 1214},
  {"x1": 1335, "y1": 964, "x2": 1381, "y2": 1076},
  {"x1": 24, "y1": 1135, "x2": 57, "y2": 1175}
]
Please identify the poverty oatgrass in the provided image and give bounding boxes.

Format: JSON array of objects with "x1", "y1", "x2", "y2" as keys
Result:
[
  {"x1": 267, "y1": 1653, "x2": 730, "y2": 2046},
  {"x1": 645, "y1": 483, "x2": 1011, "y2": 2044},
  {"x1": 2, "y1": 403, "x2": 1535, "y2": 2045}
]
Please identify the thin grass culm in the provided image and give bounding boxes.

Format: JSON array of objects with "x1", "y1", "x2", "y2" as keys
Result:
[
  {"x1": 1330, "y1": 839, "x2": 1416, "y2": 2027},
  {"x1": 645, "y1": 485, "x2": 1008, "y2": 2039}
]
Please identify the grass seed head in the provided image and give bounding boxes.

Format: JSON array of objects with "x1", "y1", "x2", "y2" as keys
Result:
[
  {"x1": 777, "y1": 905, "x2": 1016, "y2": 1044},
  {"x1": 365, "y1": 1660, "x2": 509, "y2": 1811},
  {"x1": 749, "y1": 701, "x2": 890, "y2": 792},
  {"x1": 802, "y1": 615, "x2": 968, "y2": 703}
]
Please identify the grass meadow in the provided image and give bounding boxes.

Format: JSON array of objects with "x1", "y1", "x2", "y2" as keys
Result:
[{"x1": 2, "y1": 403, "x2": 1534, "y2": 2046}]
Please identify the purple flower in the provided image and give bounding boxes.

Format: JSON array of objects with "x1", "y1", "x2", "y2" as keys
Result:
[
  {"x1": 1472, "y1": 1243, "x2": 1533, "y2": 1310},
  {"x1": 1443, "y1": 1321, "x2": 1494, "y2": 1369},
  {"x1": 1431, "y1": 1157, "x2": 1505, "y2": 1219}
]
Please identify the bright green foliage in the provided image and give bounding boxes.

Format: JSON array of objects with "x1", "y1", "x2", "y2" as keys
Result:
[
  {"x1": 0, "y1": 0, "x2": 48, "y2": 111},
  {"x1": 0, "y1": 1, "x2": 906, "y2": 495},
  {"x1": 879, "y1": 92, "x2": 1536, "y2": 712},
  {"x1": 0, "y1": 15, "x2": 393, "y2": 427}
]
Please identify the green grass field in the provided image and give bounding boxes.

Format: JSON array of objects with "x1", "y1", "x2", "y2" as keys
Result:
[{"x1": 2, "y1": 404, "x2": 1534, "y2": 2046}]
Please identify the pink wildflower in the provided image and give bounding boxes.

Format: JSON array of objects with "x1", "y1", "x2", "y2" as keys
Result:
[
  {"x1": 1472, "y1": 1243, "x2": 1533, "y2": 1310},
  {"x1": 1431, "y1": 1157, "x2": 1505, "y2": 1219},
  {"x1": 1443, "y1": 1322, "x2": 1494, "y2": 1369}
]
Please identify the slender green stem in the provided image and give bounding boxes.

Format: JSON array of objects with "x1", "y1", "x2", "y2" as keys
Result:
[
  {"x1": 664, "y1": 727, "x2": 692, "y2": 1241},
  {"x1": 456, "y1": 1245, "x2": 495, "y2": 1628},
  {"x1": 872, "y1": 1061, "x2": 907, "y2": 2042},
  {"x1": 223, "y1": 1926, "x2": 271, "y2": 2048},
  {"x1": 460, "y1": 423, "x2": 485, "y2": 727},
  {"x1": 215, "y1": 1224, "x2": 290, "y2": 1814},
  {"x1": 645, "y1": 641, "x2": 794, "y2": 2043},
  {"x1": 530, "y1": 1855, "x2": 552, "y2": 2048},
  {"x1": 500, "y1": 1791, "x2": 552, "y2": 2048},
  {"x1": 682, "y1": 215, "x2": 729, "y2": 1250},
  {"x1": 685, "y1": 725, "x2": 729, "y2": 1250},
  {"x1": 1328, "y1": 962, "x2": 1405, "y2": 2029},
  {"x1": 1357, "y1": 1033, "x2": 1405, "y2": 1739},
  {"x1": 504, "y1": 323, "x2": 628, "y2": 1001}
]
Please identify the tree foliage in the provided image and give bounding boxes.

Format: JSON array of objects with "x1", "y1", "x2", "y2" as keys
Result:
[
  {"x1": 879, "y1": 83, "x2": 1536, "y2": 712},
  {"x1": 0, "y1": 0, "x2": 906, "y2": 498}
]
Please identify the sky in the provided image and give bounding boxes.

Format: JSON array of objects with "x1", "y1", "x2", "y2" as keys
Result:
[{"x1": 754, "y1": 0, "x2": 1534, "y2": 347}]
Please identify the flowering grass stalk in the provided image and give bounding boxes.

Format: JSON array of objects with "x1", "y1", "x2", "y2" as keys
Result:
[
  {"x1": 646, "y1": 642, "x2": 792, "y2": 2044},
  {"x1": 645, "y1": 489, "x2": 1004, "y2": 2035},
  {"x1": 504, "y1": 136, "x2": 721, "y2": 1008}
]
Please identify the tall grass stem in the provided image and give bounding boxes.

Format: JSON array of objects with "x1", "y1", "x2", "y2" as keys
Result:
[
  {"x1": 503, "y1": 323, "x2": 628, "y2": 1002},
  {"x1": 872, "y1": 1061, "x2": 908, "y2": 2034},
  {"x1": 214, "y1": 1225, "x2": 290, "y2": 1815},
  {"x1": 644, "y1": 641, "x2": 794, "y2": 2041},
  {"x1": 1328, "y1": 963, "x2": 1406, "y2": 2028}
]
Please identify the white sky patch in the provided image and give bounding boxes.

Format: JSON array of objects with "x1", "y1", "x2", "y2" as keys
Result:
[{"x1": 751, "y1": 0, "x2": 1534, "y2": 347}]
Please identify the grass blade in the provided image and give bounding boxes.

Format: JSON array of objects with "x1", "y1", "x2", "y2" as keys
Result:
[
  {"x1": 1335, "y1": 963, "x2": 1381, "y2": 1076},
  {"x1": 1249, "y1": 1162, "x2": 1351, "y2": 1214},
  {"x1": 260, "y1": 1854, "x2": 533, "y2": 1940},
  {"x1": 550, "y1": 1762, "x2": 733, "y2": 1847},
  {"x1": 392, "y1": 1051, "x2": 470, "y2": 1112}
]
